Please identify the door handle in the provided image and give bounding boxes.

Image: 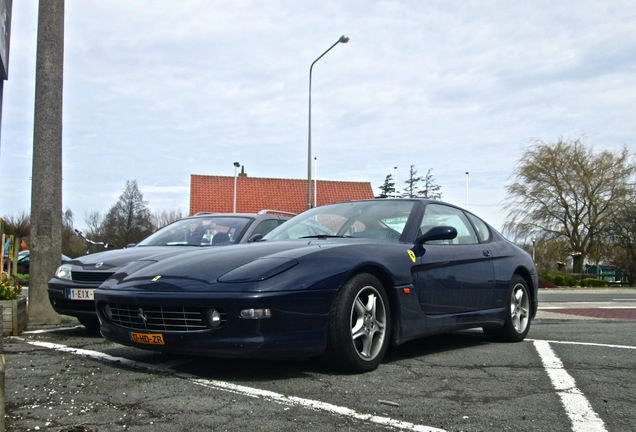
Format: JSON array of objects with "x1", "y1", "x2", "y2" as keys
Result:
[{"x1": 483, "y1": 250, "x2": 492, "y2": 257}]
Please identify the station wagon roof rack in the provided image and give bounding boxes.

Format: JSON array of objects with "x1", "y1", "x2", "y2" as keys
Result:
[{"x1": 257, "y1": 210, "x2": 297, "y2": 216}]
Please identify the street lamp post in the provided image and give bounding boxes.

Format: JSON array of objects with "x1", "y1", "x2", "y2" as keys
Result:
[
  {"x1": 307, "y1": 35, "x2": 349, "y2": 209},
  {"x1": 314, "y1": 156, "x2": 318, "y2": 207},
  {"x1": 394, "y1": 166, "x2": 398, "y2": 198},
  {"x1": 531, "y1": 236, "x2": 537, "y2": 261},
  {"x1": 465, "y1": 171, "x2": 469, "y2": 207},
  {"x1": 233, "y1": 162, "x2": 240, "y2": 213}
]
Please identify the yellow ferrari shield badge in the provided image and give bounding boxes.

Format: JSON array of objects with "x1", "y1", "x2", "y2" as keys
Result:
[{"x1": 407, "y1": 250, "x2": 416, "y2": 263}]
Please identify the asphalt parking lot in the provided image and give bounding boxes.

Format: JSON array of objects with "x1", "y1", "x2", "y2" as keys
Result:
[{"x1": 2, "y1": 289, "x2": 636, "y2": 432}]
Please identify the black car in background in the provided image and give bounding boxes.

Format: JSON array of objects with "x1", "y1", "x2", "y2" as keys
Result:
[
  {"x1": 15, "y1": 250, "x2": 71, "y2": 275},
  {"x1": 48, "y1": 210, "x2": 292, "y2": 330}
]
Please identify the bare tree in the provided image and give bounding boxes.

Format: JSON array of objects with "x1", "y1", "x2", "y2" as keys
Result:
[
  {"x1": 151, "y1": 209, "x2": 185, "y2": 230},
  {"x1": 504, "y1": 138, "x2": 635, "y2": 273},
  {"x1": 605, "y1": 200, "x2": 636, "y2": 285},
  {"x1": 83, "y1": 210, "x2": 104, "y2": 239},
  {"x1": 2, "y1": 211, "x2": 31, "y2": 239}
]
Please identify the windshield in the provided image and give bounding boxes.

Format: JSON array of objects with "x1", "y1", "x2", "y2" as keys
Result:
[
  {"x1": 137, "y1": 216, "x2": 253, "y2": 246},
  {"x1": 264, "y1": 200, "x2": 416, "y2": 243}
]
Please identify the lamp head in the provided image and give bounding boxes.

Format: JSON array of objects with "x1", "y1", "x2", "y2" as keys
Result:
[
  {"x1": 233, "y1": 162, "x2": 240, "y2": 168},
  {"x1": 339, "y1": 35, "x2": 350, "y2": 43}
]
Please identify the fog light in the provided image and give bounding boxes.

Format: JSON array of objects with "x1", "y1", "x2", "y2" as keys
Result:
[
  {"x1": 205, "y1": 309, "x2": 222, "y2": 329},
  {"x1": 239, "y1": 308, "x2": 272, "y2": 319},
  {"x1": 104, "y1": 304, "x2": 113, "y2": 320}
]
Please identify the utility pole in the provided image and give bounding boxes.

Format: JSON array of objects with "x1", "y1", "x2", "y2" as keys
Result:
[{"x1": 29, "y1": 0, "x2": 64, "y2": 324}]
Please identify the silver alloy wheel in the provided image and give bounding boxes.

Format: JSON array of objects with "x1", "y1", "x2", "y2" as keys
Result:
[
  {"x1": 510, "y1": 282, "x2": 530, "y2": 334},
  {"x1": 350, "y1": 285, "x2": 387, "y2": 360}
]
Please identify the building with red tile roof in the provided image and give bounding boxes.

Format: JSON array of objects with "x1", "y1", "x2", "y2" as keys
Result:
[{"x1": 190, "y1": 174, "x2": 374, "y2": 215}]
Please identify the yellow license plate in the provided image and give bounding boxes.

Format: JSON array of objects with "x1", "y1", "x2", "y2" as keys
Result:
[{"x1": 131, "y1": 332, "x2": 165, "y2": 345}]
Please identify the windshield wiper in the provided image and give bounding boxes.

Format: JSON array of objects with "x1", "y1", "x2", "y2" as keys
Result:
[{"x1": 299, "y1": 235, "x2": 350, "y2": 239}]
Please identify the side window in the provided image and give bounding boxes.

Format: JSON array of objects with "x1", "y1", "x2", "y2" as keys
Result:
[
  {"x1": 421, "y1": 204, "x2": 479, "y2": 245},
  {"x1": 251, "y1": 219, "x2": 280, "y2": 237},
  {"x1": 466, "y1": 213, "x2": 492, "y2": 243}
]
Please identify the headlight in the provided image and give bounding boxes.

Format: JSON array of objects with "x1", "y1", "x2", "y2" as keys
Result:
[{"x1": 55, "y1": 264, "x2": 73, "y2": 280}]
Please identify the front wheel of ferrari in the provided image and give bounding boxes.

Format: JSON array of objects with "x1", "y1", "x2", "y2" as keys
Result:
[
  {"x1": 483, "y1": 275, "x2": 532, "y2": 342},
  {"x1": 323, "y1": 273, "x2": 391, "y2": 373}
]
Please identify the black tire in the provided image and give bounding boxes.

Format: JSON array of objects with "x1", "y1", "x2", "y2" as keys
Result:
[
  {"x1": 78, "y1": 316, "x2": 101, "y2": 333},
  {"x1": 484, "y1": 275, "x2": 532, "y2": 342},
  {"x1": 323, "y1": 273, "x2": 391, "y2": 373}
]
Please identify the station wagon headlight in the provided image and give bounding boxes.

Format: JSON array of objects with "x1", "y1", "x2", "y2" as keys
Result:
[{"x1": 55, "y1": 264, "x2": 73, "y2": 280}]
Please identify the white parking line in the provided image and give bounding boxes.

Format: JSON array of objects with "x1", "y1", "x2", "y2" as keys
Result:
[
  {"x1": 23, "y1": 340, "x2": 446, "y2": 432},
  {"x1": 529, "y1": 339, "x2": 636, "y2": 350},
  {"x1": 23, "y1": 326, "x2": 84, "y2": 334},
  {"x1": 533, "y1": 340, "x2": 608, "y2": 432}
]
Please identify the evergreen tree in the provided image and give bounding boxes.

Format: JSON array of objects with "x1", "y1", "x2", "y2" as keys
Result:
[
  {"x1": 403, "y1": 165, "x2": 423, "y2": 198},
  {"x1": 418, "y1": 168, "x2": 443, "y2": 200},
  {"x1": 102, "y1": 180, "x2": 154, "y2": 247},
  {"x1": 376, "y1": 174, "x2": 396, "y2": 198}
]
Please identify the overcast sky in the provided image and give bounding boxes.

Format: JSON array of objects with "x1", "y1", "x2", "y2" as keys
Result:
[{"x1": 1, "y1": 1, "x2": 635, "y2": 231}]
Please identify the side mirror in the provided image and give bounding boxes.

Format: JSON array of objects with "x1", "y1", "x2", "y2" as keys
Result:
[
  {"x1": 125, "y1": 243, "x2": 136, "y2": 248},
  {"x1": 415, "y1": 226, "x2": 458, "y2": 244},
  {"x1": 248, "y1": 234, "x2": 264, "y2": 243}
]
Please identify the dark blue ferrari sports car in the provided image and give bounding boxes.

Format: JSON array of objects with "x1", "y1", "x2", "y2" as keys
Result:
[{"x1": 95, "y1": 199, "x2": 538, "y2": 373}]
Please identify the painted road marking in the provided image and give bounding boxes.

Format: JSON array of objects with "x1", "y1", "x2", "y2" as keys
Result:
[
  {"x1": 22, "y1": 337, "x2": 632, "y2": 431},
  {"x1": 23, "y1": 340, "x2": 446, "y2": 432},
  {"x1": 533, "y1": 340, "x2": 607, "y2": 432},
  {"x1": 529, "y1": 339, "x2": 636, "y2": 350}
]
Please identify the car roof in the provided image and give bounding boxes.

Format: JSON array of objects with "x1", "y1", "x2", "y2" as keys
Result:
[{"x1": 190, "y1": 210, "x2": 294, "y2": 219}]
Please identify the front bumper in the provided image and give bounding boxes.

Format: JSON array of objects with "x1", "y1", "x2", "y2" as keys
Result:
[
  {"x1": 95, "y1": 288, "x2": 337, "y2": 359},
  {"x1": 48, "y1": 277, "x2": 102, "y2": 319}
]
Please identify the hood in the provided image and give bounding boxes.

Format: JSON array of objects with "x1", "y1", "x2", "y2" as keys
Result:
[
  {"x1": 67, "y1": 246, "x2": 199, "y2": 271},
  {"x1": 101, "y1": 239, "x2": 352, "y2": 290}
]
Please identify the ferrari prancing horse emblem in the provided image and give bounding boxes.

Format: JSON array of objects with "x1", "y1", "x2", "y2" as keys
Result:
[{"x1": 407, "y1": 250, "x2": 416, "y2": 263}]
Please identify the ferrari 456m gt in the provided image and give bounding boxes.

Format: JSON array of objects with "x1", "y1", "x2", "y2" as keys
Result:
[{"x1": 95, "y1": 199, "x2": 538, "y2": 373}]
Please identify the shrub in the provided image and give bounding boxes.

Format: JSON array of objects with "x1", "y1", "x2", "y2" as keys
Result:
[
  {"x1": 553, "y1": 275, "x2": 565, "y2": 286},
  {"x1": 15, "y1": 273, "x2": 29, "y2": 282},
  {"x1": 0, "y1": 273, "x2": 22, "y2": 300},
  {"x1": 538, "y1": 276, "x2": 558, "y2": 288},
  {"x1": 580, "y1": 278, "x2": 607, "y2": 288}
]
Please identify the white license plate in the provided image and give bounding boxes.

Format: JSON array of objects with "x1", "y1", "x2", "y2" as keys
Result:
[{"x1": 67, "y1": 288, "x2": 95, "y2": 301}]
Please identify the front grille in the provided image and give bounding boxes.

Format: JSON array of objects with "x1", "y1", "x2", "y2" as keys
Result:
[
  {"x1": 105, "y1": 303, "x2": 226, "y2": 332},
  {"x1": 72, "y1": 271, "x2": 115, "y2": 283}
]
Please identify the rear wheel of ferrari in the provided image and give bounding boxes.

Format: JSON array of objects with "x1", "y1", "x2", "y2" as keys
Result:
[
  {"x1": 323, "y1": 273, "x2": 391, "y2": 373},
  {"x1": 483, "y1": 275, "x2": 531, "y2": 342}
]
